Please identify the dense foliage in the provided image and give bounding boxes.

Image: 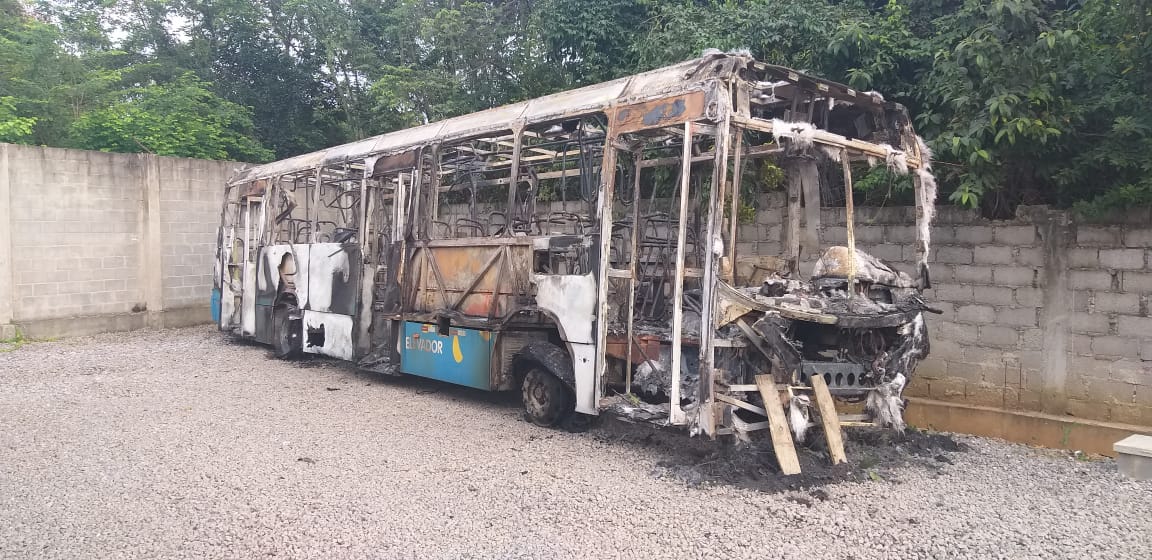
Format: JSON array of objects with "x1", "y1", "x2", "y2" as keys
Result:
[{"x1": 1, "y1": 0, "x2": 1148, "y2": 213}]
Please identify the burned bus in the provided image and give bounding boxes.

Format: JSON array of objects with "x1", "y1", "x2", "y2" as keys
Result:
[{"x1": 214, "y1": 52, "x2": 938, "y2": 448}]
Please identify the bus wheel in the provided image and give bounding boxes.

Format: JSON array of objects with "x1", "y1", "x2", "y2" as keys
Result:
[
  {"x1": 273, "y1": 306, "x2": 302, "y2": 359},
  {"x1": 521, "y1": 367, "x2": 572, "y2": 428}
]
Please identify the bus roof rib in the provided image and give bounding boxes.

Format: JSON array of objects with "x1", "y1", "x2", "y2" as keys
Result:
[
  {"x1": 227, "y1": 57, "x2": 717, "y2": 185},
  {"x1": 226, "y1": 54, "x2": 899, "y2": 185}
]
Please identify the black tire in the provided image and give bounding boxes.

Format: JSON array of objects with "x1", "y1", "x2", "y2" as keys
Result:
[
  {"x1": 521, "y1": 367, "x2": 573, "y2": 427},
  {"x1": 273, "y1": 306, "x2": 302, "y2": 359}
]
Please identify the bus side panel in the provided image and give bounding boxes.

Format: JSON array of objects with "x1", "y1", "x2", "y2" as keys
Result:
[
  {"x1": 302, "y1": 310, "x2": 354, "y2": 361},
  {"x1": 306, "y1": 242, "x2": 361, "y2": 315},
  {"x1": 399, "y1": 322, "x2": 493, "y2": 390}
]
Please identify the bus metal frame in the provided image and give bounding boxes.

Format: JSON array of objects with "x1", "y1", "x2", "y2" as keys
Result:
[{"x1": 214, "y1": 52, "x2": 937, "y2": 441}]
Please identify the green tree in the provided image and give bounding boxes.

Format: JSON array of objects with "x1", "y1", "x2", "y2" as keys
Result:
[
  {"x1": 0, "y1": 96, "x2": 35, "y2": 142},
  {"x1": 70, "y1": 73, "x2": 274, "y2": 161}
]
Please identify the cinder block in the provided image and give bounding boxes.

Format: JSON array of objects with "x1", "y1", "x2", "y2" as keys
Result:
[
  {"x1": 1070, "y1": 290, "x2": 1095, "y2": 312},
  {"x1": 867, "y1": 244, "x2": 904, "y2": 262},
  {"x1": 941, "y1": 321, "x2": 979, "y2": 344},
  {"x1": 1065, "y1": 398, "x2": 1109, "y2": 421},
  {"x1": 754, "y1": 207, "x2": 782, "y2": 225},
  {"x1": 955, "y1": 265, "x2": 993, "y2": 284},
  {"x1": 954, "y1": 226, "x2": 994, "y2": 245},
  {"x1": 1122, "y1": 272, "x2": 1152, "y2": 293},
  {"x1": 1093, "y1": 292, "x2": 1140, "y2": 314},
  {"x1": 1014, "y1": 287, "x2": 1043, "y2": 307},
  {"x1": 1070, "y1": 270, "x2": 1116, "y2": 291},
  {"x1": 737, "y1": 224, "x2": 759, "y2": 241},
  {"x1": 885, "y1": 225, "x2": 917, "y2": 243},
  {"x1": 978, "y1": 325, "x2": 1019, "y2": 347},
  {"x1": 1016, "y1": 350, "x2": 1043, "y2": 372},
  {"x1": 1076, "y1": 226, "x2": 1122, "y2": 246},
  {"x1": 915, "y1": 358, "x2": 947, "y2": 380},
  {"x1": 996, "y1": 307, "x2": 1038, "y2": 327},
  {"x1": 1110, "y1": 406, "x2": 1152, "y2": 427},
  {"x1": 1070, "y1": 334, "x2": 1094, "y2": 355},
  {"x1": 966, "y1": 383, "x2": 1009, "y2": 407},
  {"x1": 17, "y1": 270, "x2": 58, "y2": 285},
  {"x1": 1106, "y1": 360, "x2": 1147, "y2": 387},
  {"x1": 936, "y1": 246, "x2": 973, "y2": 264},
  {"x1": 1068, "y1": 248, "x2": 1100, "y2": 268},
  {"x1": 820, "y1": 208, "x2": 847, "y2": 224},
  {"x1": 1083, "y1": 377, "x2": 1136, "y2": 405},
  {"x1": 822, "y1": 226, "x2": 847, "y2": 244},
  {"x1": 1091, "y1": 336, "x2": 1142, "y2": 360},
  {"x1": 932, "y1": 283, "x2": 973, "y2": 302},
  {"x1": 930, "y1": 339, "x2": 964, "y2": 361},
  {"x1": 1122, "y1": 229, "x2": 1152, "y2": 248},
  {"x1": 973, "y1": 285, "x2": 1014, "y2": 305},
  {"x1": 994, "y1": 225, "x2": 1036, "y2": 245},
  {"x1": 1117, "y1": 315, "x2": 1152, "y2": 337},
  {"x1": 1019, "y1": 328, "x2": 1044, "y2": 350},
  {"x1": 102, "y1": 256, "x2": 126, "y2": 268},
  {"x1": 934, "y1": 206, "x2": 979, "y2": 224},
  {"x1": 956, "y1": 304, "x2": 996, "y2": 324},
  {"x1": 1071, "y1": 312, "x2": 1112, "y2": 335},
  {"x1": 993, "y1": 266, "x2": 1036, "y2": 287},
  {"x1": 974, "y1": 245, "x2": 1013, "y2": 265},
  {"x1": 931, "y1": 226, "x2": 959, "y2": 244},
  {"x1": 929, "y1": 376, "x2": 969, "y2": 399},
  {"x1": 1100, "y1": 249, "x2": 1146, "y2": 270}
]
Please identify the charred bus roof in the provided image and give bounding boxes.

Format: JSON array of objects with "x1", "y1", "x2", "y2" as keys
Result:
[{"x1": 227, "y1": 53, "x2": 925, "y2": 186}]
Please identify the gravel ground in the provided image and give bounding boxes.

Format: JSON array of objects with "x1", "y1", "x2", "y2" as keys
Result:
[{"x1": 1, "y1": 326, "x2": 1149, "y2": 559}]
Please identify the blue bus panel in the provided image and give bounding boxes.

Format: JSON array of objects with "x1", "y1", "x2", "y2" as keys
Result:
[{"x1": 399, "y1": 322, "x2": 494, "y2": 390}]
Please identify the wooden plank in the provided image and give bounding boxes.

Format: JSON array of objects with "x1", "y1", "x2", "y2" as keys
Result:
[
  {"x1": 810, "y1": 375, "x2": 847, "y2": 465},
  {"x1": 754, "y1": 374, "x2": 802, "y2": 475},
  {"x1": 719, "y1": 383, "x2": 758, "y2": 392},
  {"x1": 716, "y1": 393, "x2": 767, "y2": 417},
  {"x1": 711, "y1": 339, "x2": 747, "y2": 348}
]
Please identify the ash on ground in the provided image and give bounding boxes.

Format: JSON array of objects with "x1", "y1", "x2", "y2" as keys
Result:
[{"x1": 592, "y1": 416, "x2": 968, "y2": 493}]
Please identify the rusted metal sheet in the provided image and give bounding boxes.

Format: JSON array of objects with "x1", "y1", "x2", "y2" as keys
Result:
[
  {"x1": 242, "y1": 179, "x2": 267, "y2": 198},
  {"x1": 373, "y1": 149, "x2": 419, "y2": 176},
  {"x1": 612, "y1": 91, "x2": 707, "y2": 134},
  {"x1": 604, "y1": 334, "x2": 662, "y2": 366},
  {"x1": 411, "y1": 240, "x2": 533, "y2": 320}
]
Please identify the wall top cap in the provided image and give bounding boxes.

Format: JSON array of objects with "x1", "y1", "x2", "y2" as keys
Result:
[{"x1": 1114, "y1": 434, "x2": 1152, "y2": 458}]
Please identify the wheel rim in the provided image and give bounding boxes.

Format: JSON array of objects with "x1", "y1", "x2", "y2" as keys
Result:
[
  {"x1": 522, "y1": 369, "x2": 566, "y2": 426},
  {"x1": 276, "y1": 309, "x2": 299, "y2": 357}
]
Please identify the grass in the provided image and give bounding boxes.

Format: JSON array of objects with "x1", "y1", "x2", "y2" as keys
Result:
[{"x1": 0, "y1": 328, "x2": 26, "y2": 353}]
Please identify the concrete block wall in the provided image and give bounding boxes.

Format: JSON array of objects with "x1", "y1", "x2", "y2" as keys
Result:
[
  {"x1": 1, "y1": 142, "x2": 1147, "y2": 426},
  {"x1": 437, "y1": 192, "x2": 1150, "y2": 426},
  {"x1": 0, "y1": 144, "x2": 241, "y2": 338},
  {"x1": 736, "y1": 195, "x2": 1152, "y2": 426},
  {"x1": 5, "y1": 148, "x2": 145, "y2": 321},
  {"x1": 159, "y1": 158, "x2": 236, "y2": 309}
]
